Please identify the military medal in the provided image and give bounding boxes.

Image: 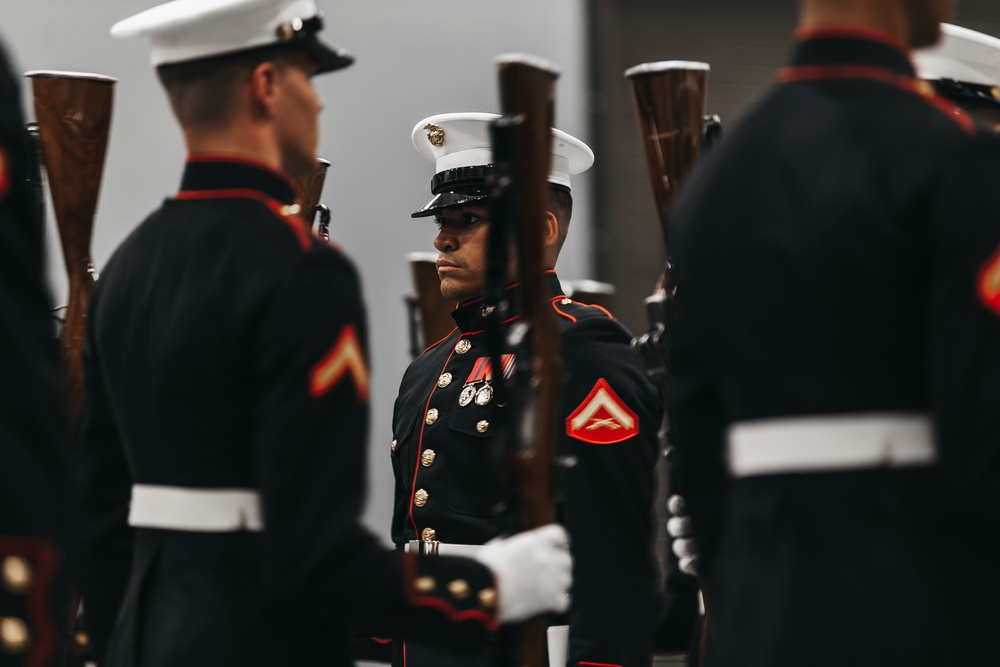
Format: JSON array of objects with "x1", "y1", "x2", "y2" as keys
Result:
[
  {"x1": 459, "y1": 384, "x2": 477, "y2": 407},
  {"x1": 475, "y1": 382, "x2": 493, "y2": 406}
]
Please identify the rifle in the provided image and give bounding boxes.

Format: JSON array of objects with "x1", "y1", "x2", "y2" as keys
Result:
[
  {"x1": 294, "y1": 157, "x2": 332, "y2": 242},
  {"x1": 625, "y1": 61, "x2": 718, "y2": 642},
  {"x1": 405, "y1": 251, "x2": 456, "y2": 359},
  {"x1": 484, "y1": 53, "x2": 560, "y2": 667},
  {"x1": 25, "y1": 70, "x2": 115, "y2": 426},
  {"x1": 25, "y1": 69, "x2": 115, "y2": 667}
]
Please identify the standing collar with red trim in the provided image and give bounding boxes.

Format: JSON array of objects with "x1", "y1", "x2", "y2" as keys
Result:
[
  {"x1": 789, "y1": 26, "x2": 916, "y2": 78},
  {"x1": 451, "y1": 270, "x2": 564, "y2": 333},
  {"x1": 178, "y1": 154, "x2": 296, "y2": 204}
]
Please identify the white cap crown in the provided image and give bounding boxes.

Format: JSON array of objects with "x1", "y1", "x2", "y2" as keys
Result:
[{"x1": 111, "y1": 0, "x2": 352, "y2": 72}]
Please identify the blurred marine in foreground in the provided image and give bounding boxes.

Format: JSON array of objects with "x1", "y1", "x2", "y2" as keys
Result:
[
  {"x1": 665, "y1": 0, "x2": 1000, "y2": 664},
  {"x1": 74, "y1": 1, "x2": 571, "y2": 665},
  {"x1": 0, "y1": 34, "x2": 71, "y2": 667}
]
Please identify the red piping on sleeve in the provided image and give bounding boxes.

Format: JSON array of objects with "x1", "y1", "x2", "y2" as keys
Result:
[
  {"x1": 0, "y1": 537, "x2": 59, "y2": 667},
  {"x1": 401, "y1": 552, "x2": 500, "y2": 632}
]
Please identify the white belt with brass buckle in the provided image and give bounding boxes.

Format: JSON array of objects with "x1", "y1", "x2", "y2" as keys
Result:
[
  {"x1": 403, "y1": 540, "x2": 484, "y2": 558},
  {"x1": 727, "y1": 413, "x2": 936, "y2": 477},
  {"x1": 128, "y1": 484, "x2": 263, "y2": 532}
]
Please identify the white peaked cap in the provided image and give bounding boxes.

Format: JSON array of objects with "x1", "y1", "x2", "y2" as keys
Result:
[
  {"x1": 412, "y1": 112, "x2": 594, "y2": 192},
  {"x1": 914, "y1": 23, "x2": 1000, "y2": 86},
  {"x1": 110, "y1": 0, "x2": 353, "y2": 72}
]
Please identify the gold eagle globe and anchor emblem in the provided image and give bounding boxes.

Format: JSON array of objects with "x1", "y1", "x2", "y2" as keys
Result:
[{"x1": 424, "y1": 123, "x2": 445, "y2": 147}]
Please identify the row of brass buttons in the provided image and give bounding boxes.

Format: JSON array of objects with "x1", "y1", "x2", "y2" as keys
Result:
[
  {"x1": 413, "y1": 576, "x2": 497, "y2": 608},
  {"x1": 1, "y1": 556, "x2": 32, "y2": 654}
]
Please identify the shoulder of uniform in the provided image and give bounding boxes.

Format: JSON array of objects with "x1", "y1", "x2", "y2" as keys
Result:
[
  {"x1": 421, "y1": 328, "x2": 460, "y2": 355},
  {"x1": 909, "y1": 80, "x2": 977, "y2": 135},
  {"x1": 550, "y1": 297, "x2": 615, "y2": 324}
]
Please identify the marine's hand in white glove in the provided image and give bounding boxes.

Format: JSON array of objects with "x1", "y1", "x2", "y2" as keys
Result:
[
  {"x1": 667, "y1": 494, "x2": 699, "y2": 576},
  {"x1": 474, "y1": 523, "x2": 572, "y2": 623}
]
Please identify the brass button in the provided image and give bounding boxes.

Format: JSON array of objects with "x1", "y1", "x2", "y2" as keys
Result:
[
  {"x1": 476, "y1": 420, "x2": 490, "y2": 433},
  {"x1": 73, "y1": 632, "x2": 89, "y2": 649},
  {"x1": 448, "y1": 579, "x2": 470, "y2": 599},
  {"x1": 421, "y1": 449, "x2": 437, "y2": 467},
  {"x1": 455, "y1": 339, "x2": 472, "y2": 354},
  {"x1": 438, "y1": 373, "x2": 453, "y2": 388},
  {"x1": 421, "y1": 527, "x2": 437, "y2": 542},
  {"x1": 425, "y1": 408, "x2": 439, "y2": 425},
  {"x1": 1, "y1": 557, "x2": 32, "y2": 594},
  {"x1": 414, "y1": 489, "x2": 429, "y2": 507},
  {"x1": 414, "y1": 576, "x2": 435, "y2": 593},
  {"x1": 913, "y1": 79, "x2": 935, "y2": 97},
  {"x1": 280, "y1": 203, "x2": 302, "y2": 217},
  {"x1": 478, "y1": 587, "x2": 497, "y2": 608},
  {"x1": 0, "y1": 617, "x2": 29, "y2": 654},
  {"x1": 390, "y1": 439, "x2": 397, "y2": 453},
  {"x1": 560, "y1": 297, "x2": 572, "y2": 305},
  {"x1": 481, "y1": 304, "x2": 496, "y2": 318}
]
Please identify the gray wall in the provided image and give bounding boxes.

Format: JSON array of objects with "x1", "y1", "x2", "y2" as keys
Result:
[{"x1": 1, "y1": 0, "x2": 592, "y2": 540}]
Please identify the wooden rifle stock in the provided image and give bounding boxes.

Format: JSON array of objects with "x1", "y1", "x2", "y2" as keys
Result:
[
  {"x1": 27, "y1": 70, "x2": 115, "y2": 425},
  {"x1": 625, "y1": 62, "x2": 709, "y2": 294},
  {"x1": 406, "y1": 252, "x2": 456, "y2": 357},
  {"x1": 488, "y1": 53, "x2": 560, "y2": 667},
  {"x1": 626, "y1": 61, "x2": 716, "y2": 628},
  {"x1": 294, "y1": 157, "x2": 332, "y2": 242}
]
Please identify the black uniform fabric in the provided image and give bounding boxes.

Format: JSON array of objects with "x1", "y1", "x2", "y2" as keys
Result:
[
  {"x1": 76, "y1": 156, "x2": 502, "y2": 667},
  {"x1": 666, "y1": 29, "x2": 1000, "y2": 666},
  {"x1": 390, "y1": 272, "x2": 661, "y2": 667},
  {"x1": 0, "y1": 37, "x2": 71, "y2": 667}
]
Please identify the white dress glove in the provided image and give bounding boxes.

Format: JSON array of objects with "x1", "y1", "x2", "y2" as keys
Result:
[
  {"x1": 475, "y1": 523, "x2": 572, "y2": 623},
  {"x1": 667, "y1": 494, "x2": 699, "y2": 576}
]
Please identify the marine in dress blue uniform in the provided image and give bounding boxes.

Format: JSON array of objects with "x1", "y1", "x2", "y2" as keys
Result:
[
  {"x1": 76, "y1": 4, "x2": 571, "y2": 666},
  {"x1": 0, "y1": 36, "x2": 71, "y2": 667},
  {"x1": 666, "y1": 5, "x2": 1000, "y2": 665},
  {"x1": 388, "y1": 114, "x2": 662, "y2": 667}
]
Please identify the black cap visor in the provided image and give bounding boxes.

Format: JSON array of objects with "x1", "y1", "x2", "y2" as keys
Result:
[
  {"x1": 276, "y1": 14, "x2": 354, "y2": 73},
  {"x1": 929, "y1": 78, "x2": 1000, "y2": 110},
  {"x1": 411, "y1": 165, "x2": 494, "y2": 218},
  {"x1": 411, "y1": 189, "x2": 489, "y2": 218},
  {"x1": 304, "y1": 37, "x2": 354, "y2": 73}
]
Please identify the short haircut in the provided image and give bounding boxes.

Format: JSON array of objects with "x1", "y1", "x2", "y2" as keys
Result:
[
  {"x1": 549, "y1": 187, "x2": 574, "y2": 257},
  {"x1": 156, "y1": 46, "x2": 296, "y2": 129}
]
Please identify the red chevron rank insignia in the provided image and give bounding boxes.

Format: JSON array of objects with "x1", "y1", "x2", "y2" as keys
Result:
[
  {"x1": 310, "y1": 325, "x2": 370, "y2": 401},
  {"x1": 566, "y1": 378, "x2": 639, "y2": 445},
  {"x1": 979, "y1": 246, "x2": 1000, "y2": 316}
]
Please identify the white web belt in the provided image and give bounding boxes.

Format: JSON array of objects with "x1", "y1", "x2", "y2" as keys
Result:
[
  {"x1": 727, "y1": 413, "x2": 936, "y2": 477},
  {"x1": 128, "y1": 484, "x2": 264, "y2": 532},
  {"x1": 403, "y1": 541, "x2": 484, "y2": 558}
]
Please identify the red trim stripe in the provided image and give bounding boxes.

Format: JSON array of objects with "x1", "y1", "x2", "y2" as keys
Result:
[
  {"x1": 173, "y1": 188, "x2": 313, "y2": 250},
  {"x1": 794, "y1": 25, "x2": 910, "y2": 54},
  {"x1": 551, "y1": 297, "x2": 614, "y2": 323},
  {"x1": 698, "y1": 615, "x2": 710, "y2": 667},
  {"x1": 422, "y1": 326, "x2": 459, "y2": 353},
  {"x1": 579, "y1": 662, "x2": 623, "y2": 667},
  {"x1": 778, "y1": 64, "x2": 975, "y2": 134},
  {"x1": 408, "y1": 343, "x2": 459, "y2": 538},
  {"x1": 401, "y1": 552, "x2": 499, "y2": 632}
]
